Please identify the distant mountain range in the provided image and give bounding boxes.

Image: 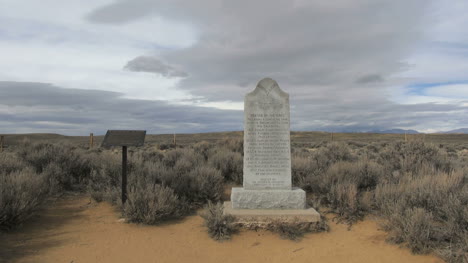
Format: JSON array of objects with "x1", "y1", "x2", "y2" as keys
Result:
[
  {"x1": 368, "y1": 129, "x2": 420, "y2": 134},
  {"x1": 439, "y1": 128, "x2": 468, "y2": 134},
  {"x1": 365, "y1": 128, "x2": 468, "y2": 134},
  {"x1": 325, "y1": 128, "x2": 468, "y2": 134}
]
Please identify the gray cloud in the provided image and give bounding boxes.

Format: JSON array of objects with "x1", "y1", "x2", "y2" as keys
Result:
[
  {"x1": 87, "y1": 0, "x2": 432, "y2": 100},
  {"x1": 356, "y1": 74, "x2": 384, "y2": 84},
  {"x1": 4, "y1": 1, "x2": 465, "y2": 134},
  {"x1": 0, "y1": 81, "x2": 242, "y2": 135},
  {"x1": 86, "y1": 0, "x2": 155, "y2": 24},
  {"x1": 124, "y1": 56, "x2": 188, "y2": 78},
  {"x1": 1, "y1": 81, "x2": 468, "y2": 135}
]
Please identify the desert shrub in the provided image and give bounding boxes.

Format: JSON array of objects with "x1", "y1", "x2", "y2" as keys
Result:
[
  {"x1": 159, "y1": 165, "x2": 224, "y2": 206},
  {"x1": 219, "y1": 137, "x2": 243, "y2": 153},
  {"x1": 41, "y1": 163, "x2": 65, "y2": 195},
  {"x1": 209, "y1": 148, "x2": 243, "y2": 184},
  {"x1": 87, "y1": 152, "x2": 121, "y2": 203},
  {"x1": 123, "y1": 184, "x2": 187, "y2": 224},
  {"x1": 188, "y1": 166, "x2": 224, "y2": 203},
  {"x1": 291, "y1": 154, "x2": 313, "y2": 189},
  {"x1": 132, "y1": 147, "x2": 165, "y2": 163},
  {"x1": 87, "y1": 169, "x2": 109, "y2": 202},
  {"x1": 0, "y1": 168, "x2": 47, "y2": 230},
  {"x1": 375, "y1": 170, "x2": 467, "y2": 262},
  {"x1": 347, "y1": 141, "x2": 368, "y2": 148},
  {"x1": 160, "y1": 148, "x2": 222, "y2": 205},
  {"x1": 375, "y1": 170, "x2": 464, "y2": 218},
  {"x1": 299, "y1": 159, "x2": 383, "y2": 222},
  {"x1": 17, "y1": 142, "x2": 98, "y2": 190},
  {"x1": 16, "y1": 142, "x2": 58, "y2": 173},
  {"x1": 378, "y1": 141, "x2": 453, "y2": 176},
  {"x1": 327, "y1": 183, "x2": 363, "y2": 224},
  {"x1": 436, "y1": 237, "x2": 468, "y2": 263},
  {"x1": 319, "y1": 142, "x2": 356, "y2": 164},
  {"x1": 201, "y1": 201, "x2": 237, "y2": 241},
  {"x1": 192, "y1": 141, "x2": 213, "y2": 161},
  {"x1": 114, "y1": 151, "x2": 224, "y2": 208},
  {"x1": 162, "y1": 148, "x2": 203, "y2": 169},
  {"x1": 0, "y1": 152, "x2": 28, "y2": 174},
  {"x1": 158, "y1": 142, "x2": 177, "y2": 150},
  {"x1": 291, "y1": 143, "x2": 355, "y2": 193},
  {"x1": 299, "y1": 142, "x2": 466, "y2": 260},
  {"x1": 382, "y1": 206, "x2": 442, "y2": 254},
  {"x1": 322, "y1": 160, "x2": 383, "y2": 192},
  {"x1": 365, "y1": 142, "x2": 381, "y2": 154},
  {"x1": 294, "y1": 142, "x2": 358, "y2": 191}
]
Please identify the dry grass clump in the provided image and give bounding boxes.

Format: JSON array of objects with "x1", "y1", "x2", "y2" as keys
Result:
[
  {"x1": 267, "y1": 217, "x2": 329, "y2": 241},
  {"x1": 200, "y1": 201, "x2": 238, "y2": 241}
]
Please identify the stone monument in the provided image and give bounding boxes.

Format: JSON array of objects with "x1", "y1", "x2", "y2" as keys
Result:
[{"x1": 224, "y1": 78, "x2": 320, "y2": 223}]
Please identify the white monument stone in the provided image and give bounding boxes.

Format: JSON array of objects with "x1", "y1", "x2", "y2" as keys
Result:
[{"x1": 230, "y1": 78, "x2": 307, "y2": 209}]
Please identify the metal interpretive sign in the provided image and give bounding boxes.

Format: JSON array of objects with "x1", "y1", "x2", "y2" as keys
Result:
[
  {"x1": 101, "y1": 130, "x2": 146, "y2": 204},
  {"x1": 101, "y1": 130, "x2": 146, "y2": 147}
]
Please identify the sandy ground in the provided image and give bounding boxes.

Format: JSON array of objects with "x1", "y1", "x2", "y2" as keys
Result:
[{"x1": 0, "y1": 194, "x2": 444, "y2": 263}]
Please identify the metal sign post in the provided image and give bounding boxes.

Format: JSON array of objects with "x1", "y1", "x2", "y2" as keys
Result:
[
  {"x1": 101, "y1": 130, "x2": 146, "y2": 205},
  {"x1": 122, "y1": 145, "x2": 127, "y2": 204}
]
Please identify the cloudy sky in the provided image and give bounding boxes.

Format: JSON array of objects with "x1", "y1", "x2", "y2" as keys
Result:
[{"x1": 1, "y1": 0, "x2": 468, "y2": 135}]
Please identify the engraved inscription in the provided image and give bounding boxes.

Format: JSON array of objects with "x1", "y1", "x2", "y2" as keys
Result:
[{"x1": 243, "y1": 78, "x2": 292, "y2": 190}]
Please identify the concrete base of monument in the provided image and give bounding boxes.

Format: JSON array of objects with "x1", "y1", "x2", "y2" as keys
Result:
[
  {"x1": 230, "y1": 187, "x2": 306, "y2": 209},
  {"x1": 223, "y1": 201, "x2": 320, "y2": 225}
]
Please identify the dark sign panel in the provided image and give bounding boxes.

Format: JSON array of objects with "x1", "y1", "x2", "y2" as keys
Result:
[{"x1": 101, "y1": 130, "x2": 146, "y2": 147}]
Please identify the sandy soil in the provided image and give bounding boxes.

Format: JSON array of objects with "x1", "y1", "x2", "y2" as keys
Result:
[{"x1": 0, "y1": 194, "x2": 444, "y2": 263}]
